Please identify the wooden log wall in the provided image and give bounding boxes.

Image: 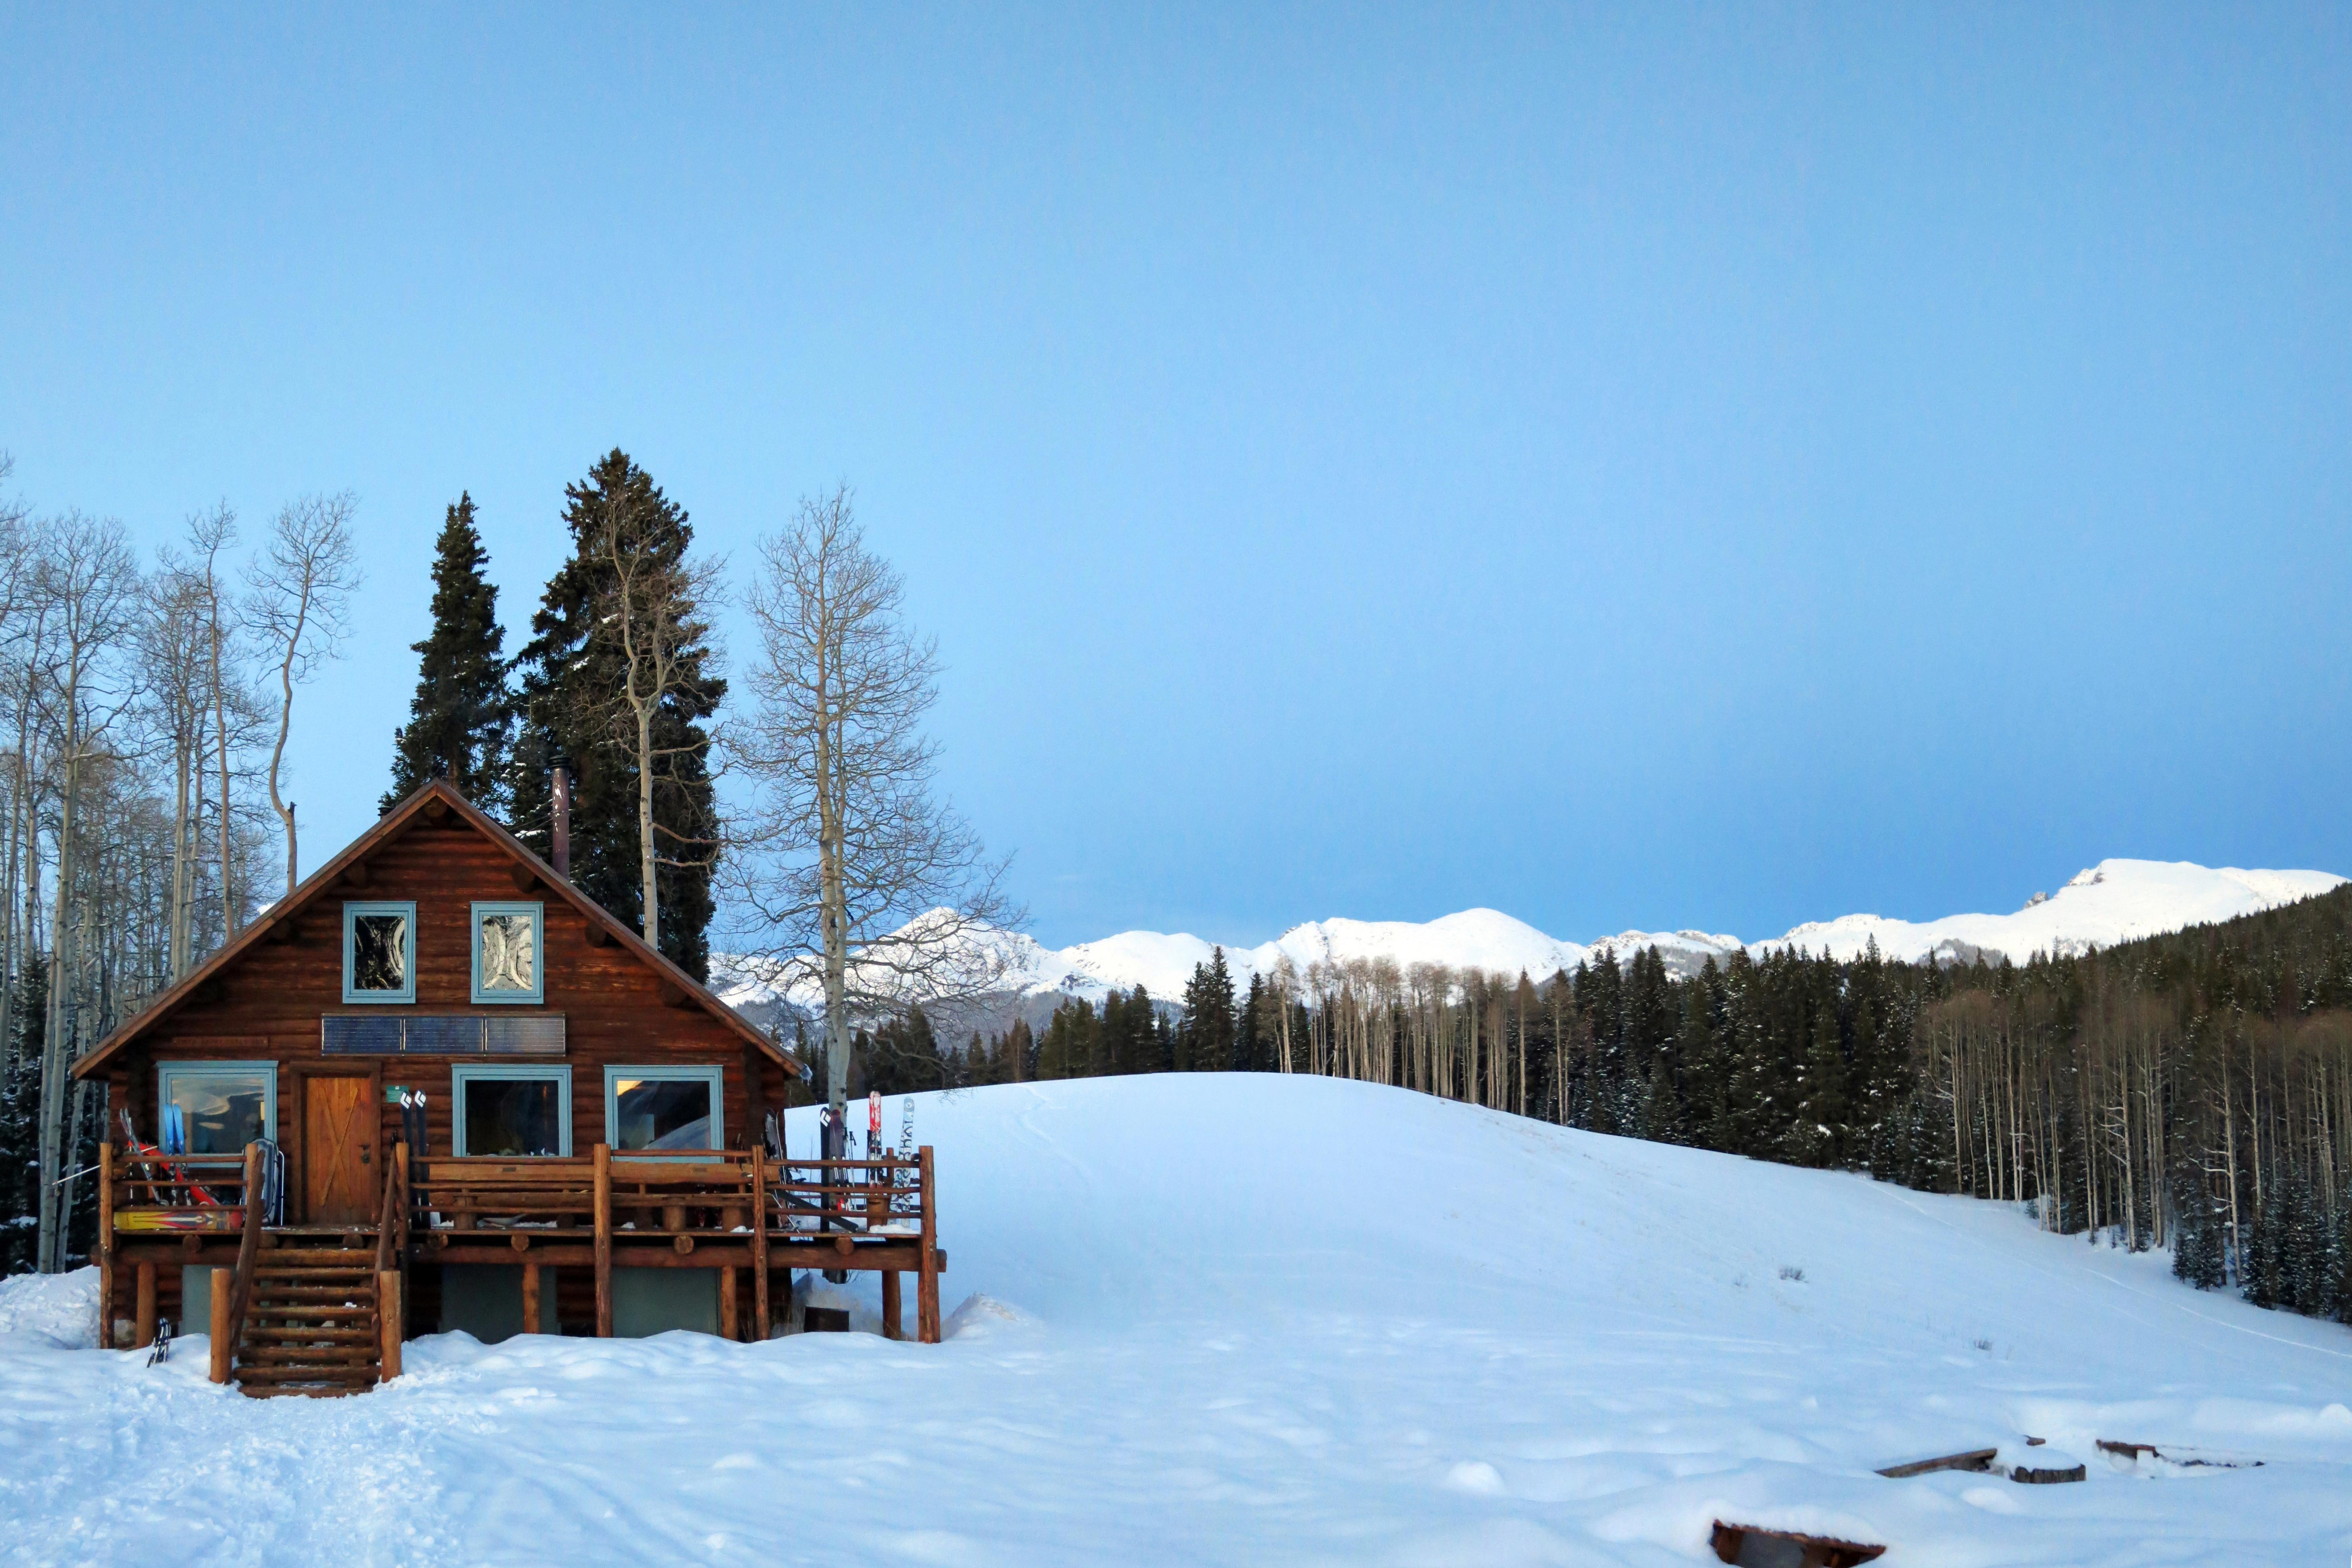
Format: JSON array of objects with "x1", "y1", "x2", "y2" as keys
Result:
[{"x1": 104, "y1": 812, "x2": 771, "y2": 1225}]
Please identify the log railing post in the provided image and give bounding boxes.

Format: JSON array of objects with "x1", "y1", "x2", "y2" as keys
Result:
[
  {"x1": 96, "y1": 1143, "x2": 113, "y2": 1350},
  {"x1": 134, "y1": 1262, "x2": 156, "y2": 1350},
  {"x1": 378, "y1": 1270, "x2": 403, "y2": 1380},
  {"x1": 916, "y1": 1145, "x2": 940, "y2": 1344},
  {"x1": 394, "y1": 1142, "x2": 411, "y2": 1259},
  {"x1": 372, "y1": 1154, "x2": 400, "y2": 1275},
  {"x1": 593, "y1": 1143, "x2": 613, "y2": 1337},
  {"x1": 217, "y1": 1141, "x2": 267, "y2": 1382},
  {"x1": 521, "y1": 1262, "x2": 541, "y2": 1334},
  {"x1": 207, "y1": 1267, "x2": 232, "y2": 1384},
  {"x1": 881, "y1": 1269, "x2": 902, "y2": 1341},
  {"x1": 750, "y1": 1145, "x2": 771, "y2": 1341}
]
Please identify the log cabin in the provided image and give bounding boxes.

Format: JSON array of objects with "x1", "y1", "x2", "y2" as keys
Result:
[{"x1": 72, "y1": 779, "x2": 943, "y2": 1396}]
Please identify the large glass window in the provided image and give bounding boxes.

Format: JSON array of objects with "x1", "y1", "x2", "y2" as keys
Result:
[
  {"x1": 452, "y1": 1065, "x2": 571, "y2": 1157},
  {"x1": 343, "y1": 901, "x2": 416, "y2": 1004},
  {"x1": 604, "y1": 1066, "x2": 723, "y2": 1152},
  {"x1": 156, "y1": 1063, "x2": 276, "y2": 1153},
  {"x1": 470, "y1": 902, "x2": 544, "y2": 1005}
]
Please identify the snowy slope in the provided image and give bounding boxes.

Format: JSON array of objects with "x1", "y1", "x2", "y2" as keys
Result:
[
  {"x1": 6, "y1": 1074, "x2": 2349, "y2": 1566},
  {"x1": 716, "y1": 857, "x2": 2344, "y2": 1011}
]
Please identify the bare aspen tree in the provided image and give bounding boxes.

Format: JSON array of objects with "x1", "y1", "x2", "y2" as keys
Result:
[
  {"x1": 727, "y1": 487, "x2": 1017, "y2": 1126},
  {"x1": 0, "y1": 470, "x2": 37, "y2": 1088},
  {"x1": 245, "y1": 493, "x2": 359, "y2": 898},
  {"x1": 33, "y1": 512, "x2": 142, "y2": 1272},
  {"x1": 187, "y1": 504, "x2": 244, "y2": 933},
  {"x1": 590, "y1": 498, "x2": 725, "y2": 949},
  {"x1": 140, "y1": 562, "x2": 216, "y2": 979}
]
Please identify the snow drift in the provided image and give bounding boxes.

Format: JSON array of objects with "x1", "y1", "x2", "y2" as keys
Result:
[{"x1": 4, "y1": 1073, "x2": 2348, "y2": 1565}]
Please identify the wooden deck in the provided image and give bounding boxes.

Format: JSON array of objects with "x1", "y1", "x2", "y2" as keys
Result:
[{"x1": 98, "y1": 1138, "x2": 945, "y2": 1395}]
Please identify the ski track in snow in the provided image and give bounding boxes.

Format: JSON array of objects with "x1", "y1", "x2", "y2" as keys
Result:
[{"x1": 4, "y1": 1074, "x2": 2350, "y2": 1565}]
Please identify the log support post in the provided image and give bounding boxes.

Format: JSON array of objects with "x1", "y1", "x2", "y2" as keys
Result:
[
  {"x1": 97, "y1": 1144, "x2": 113, "y2": 1350},
  {"x1": 134, "y1": 1262, "x2": 156, "y2": 1350},
  {"x1": 593, "y1": 1142, "x2": 613, "y2": 1337},
  {"x1": 379, "y1": 1270, "x2": 403, "y2": 1379},
  {"x1": 881, "y1": 1270, "x2": 902, "y2": 1341},
  {"x1": 719, "y1": 1267, "x2": 738, "y2": 1340},
  {"x1": 750, "y1": 1146, "x2": 771, "y2": 1341},
  {"x1": 521, "y1": 1262, "x2": 541, "y2": 1334},
  {"x1": 917, "y1": 1145, "x2": 941, "y2": 1344},
  {"x1": 207, "y1": 1267, "x2": 232, "y2": 1385}
]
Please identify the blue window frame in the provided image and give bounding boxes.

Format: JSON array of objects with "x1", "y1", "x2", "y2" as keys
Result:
[
  {"x1": 604, "y1": 1065, "x2": 723, "y2": 1153},
  {"x1": 156, "y1": 1062, "x2": 277, "y2": 1152},
  {"x1": 342, "y1": 901, "x2": 416, "y2": 1004},
  {"x1": 452, "y1": 1064, "x2": 573, "y2": 1157},
  {"x1": 470, "y1": 901, "x2": 545, "y2": 1005}
]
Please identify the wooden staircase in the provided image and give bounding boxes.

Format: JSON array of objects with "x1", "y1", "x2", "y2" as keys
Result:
[{"x1": 234, "y1": 1238, "x2": 386, "y2": 1398}]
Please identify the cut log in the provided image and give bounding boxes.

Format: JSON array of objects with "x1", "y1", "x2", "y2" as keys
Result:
[
  {"x1": 1876, "y1": 1447, "x2": 1997, "y2": 1479},
  {"x1": 2007, "y1": 1461, "x2": 2086, "y2": 1484},
  {"x1": 1710, "y1": 1521, "x2": 1885, "y2": 1567}
]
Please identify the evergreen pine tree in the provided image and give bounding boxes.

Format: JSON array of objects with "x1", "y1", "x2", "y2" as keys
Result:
[
  {"x1": 510, "y1": 452, "x2": 725, "y2": 979},
  {"x1": 1177, "y1": 950, "x2": 1237, "y2": 1072},
  {"x1": 1237, "y1": 972, "x2": 1269, "y2": 1071},
  {"x1": 1787, "y1": 990, "x2": 1851, "y2": 1168},
  {"x1": 1037, "y1": 998, "x2": 1098, "y2": 1080},
  {"x1": 382, "y1": 493, "x2": 516, "y2": 814},
  {"x1": 2169, "y1": 1166, "x2": 2227, "y2": 1290}
]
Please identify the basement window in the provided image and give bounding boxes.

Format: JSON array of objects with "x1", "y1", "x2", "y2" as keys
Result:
[
  {"x1": 605, "y1": 1066, "x2": 723, "y2": 1152},
  {"x1": 471, "y1": 902, "x2": 544, "y2": 1005},
  {"x1": 155, "y1": 1062, "x2": 276, "y2": 1152},
  {"x1": 343, "y1": 901, "x2": 416, "y2": 1004},
  {"x1": 453, "y1": 1065, "x2": 572, "y2": 1157}
]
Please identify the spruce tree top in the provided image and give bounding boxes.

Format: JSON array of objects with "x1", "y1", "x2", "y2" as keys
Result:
[
  {"x1": 384, "y1": 494, "x2": 514, "y2": 814},
  {"x1": 508, "y1": 450, "x2": 725, "y2": 979}
]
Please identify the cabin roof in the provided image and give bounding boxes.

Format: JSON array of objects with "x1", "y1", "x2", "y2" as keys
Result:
[{"x1": 72, "y1": 779, "x2": 799, "y2": 1080}]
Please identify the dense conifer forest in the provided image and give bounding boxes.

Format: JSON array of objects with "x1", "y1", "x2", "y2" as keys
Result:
[{"x1": 840, "y1": 887, "x2": 2352, "y2": 1329}]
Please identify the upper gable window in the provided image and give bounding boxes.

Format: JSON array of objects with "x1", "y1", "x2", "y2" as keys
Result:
[
  {"x1": 343, "y1": 902, "x2": 416, "y2": 1004},
  {"x1": 472, "y1": 902, "x2": 544, "y2": 1005}
]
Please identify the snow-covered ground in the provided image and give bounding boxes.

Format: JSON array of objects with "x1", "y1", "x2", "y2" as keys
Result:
[
  {"x1": 713, "y1": 858, "x2": 2346, "y2": 1008},
  {"x1": 5, "y1": 1074, "x2": 2350, "y2": 1565}
]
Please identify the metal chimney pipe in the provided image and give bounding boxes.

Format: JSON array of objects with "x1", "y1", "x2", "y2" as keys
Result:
[{"x1": 552, "y1": 766, "x2": 571, "y2": 879}]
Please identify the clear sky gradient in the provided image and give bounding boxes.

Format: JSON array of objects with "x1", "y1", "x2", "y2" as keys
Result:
[{"x1": 2, "y1": 6, "x2": 2346, "y2": 949}]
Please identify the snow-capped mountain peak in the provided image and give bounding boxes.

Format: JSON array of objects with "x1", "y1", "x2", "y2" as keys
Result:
[{"x1": 715, "y1": 857, "x2": 2344, "y2": 1016}]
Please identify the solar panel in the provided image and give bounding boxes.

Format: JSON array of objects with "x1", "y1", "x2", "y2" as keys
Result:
[{"x1": 319, "y1": 1015, "x2": 566, "y2": 1056}]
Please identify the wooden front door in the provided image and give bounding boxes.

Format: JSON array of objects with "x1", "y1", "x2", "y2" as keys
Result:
[{"x1": 304, "y1": 1076, "x2": 375, "y2": 1225}]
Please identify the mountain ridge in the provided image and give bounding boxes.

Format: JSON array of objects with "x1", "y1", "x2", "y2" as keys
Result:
[{"x1": 715, "y1": 857, "x2": 2345, "y2": 1015}]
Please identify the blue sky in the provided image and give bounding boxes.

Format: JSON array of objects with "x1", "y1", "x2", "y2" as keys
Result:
[{"x1": 2, "y1": 5, "x2": 2346, "y2": 949}]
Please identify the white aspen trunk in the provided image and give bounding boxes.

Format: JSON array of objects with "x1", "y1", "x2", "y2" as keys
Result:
[
  {"x1": 212, "y1": 614, "x2": 237, "y2": 934},
  {"x1": 637, "y1": 702, "x2": 658, "y2": 949},
  {"x1": 36, "y1": 699, "x2": 79, "y2": 1272},
  {"x1": 168, "y1": 727, "x2": 191, "y2": 979}
]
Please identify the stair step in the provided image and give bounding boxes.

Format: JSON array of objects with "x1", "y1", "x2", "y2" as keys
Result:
[
  {"x1": 238, "y1": 1326, "x2": 377, "y2": 1344},
  {"x1": 251, "y1": 1286, "x2": 376, "y2": 1303},
  {"x1": 236, "y1": 1365, "x2": 380, "y2": 1385},
  {"x1": 239, "y1": 1345, "x2": 380, "y2": 1365},
  {"x1": 255, "y1": 1265, "x2": 380, "y2": 1278},
  {"x1": 240, "y1": 1385, "x2": 363, "y2": 1399},
  {"x1": 242, "y1": 1305, "x2": 374, "y2": 1321},
  {"x1": 257, "y1": 1248, "x2": 385, "y2": 1265}
]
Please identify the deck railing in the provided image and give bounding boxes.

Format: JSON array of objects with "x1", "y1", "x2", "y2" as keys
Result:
[
  {"x1": 100, "y1": 1145, "x2": 258, "y2": 1354},
  {"x1": 107, "y1": 1149, "x2": 254, "y2": 1230},
  {"x1": 406, "y1": 1144, "x2": 941, "y2": 1342},
  {"x1": 98, "y1": 1137, "x2": 944, "y2": 1350}
]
